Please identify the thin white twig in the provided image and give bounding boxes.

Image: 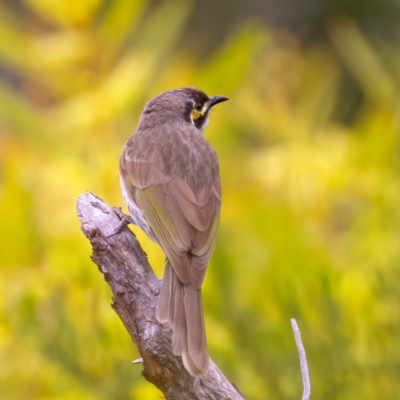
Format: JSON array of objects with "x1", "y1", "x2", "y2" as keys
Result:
[{"x1": 291, "y1": 318, "x2": 310, "y2": 400}]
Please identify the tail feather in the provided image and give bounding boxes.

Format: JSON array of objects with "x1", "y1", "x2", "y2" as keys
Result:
[
  {"x1": 182, "y1": 347, "x2": 206, "y2": 377},
  {"x1": 156, "y1": 260, "x2": 209, "y2": 376},
  {"x1": 183, "y1": 283, "x2": 209, "y2": 374},
  {"x1": 156, "y1": 260, "x2": 171, "y2": 323},
  {"x1": 172, "y1": 278, "x2": 187, "y2": 355}
]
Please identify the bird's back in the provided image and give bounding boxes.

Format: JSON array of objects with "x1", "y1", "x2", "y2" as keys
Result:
[{"x1": 124, "y1": 121, "x2": 220, "y2": 188}]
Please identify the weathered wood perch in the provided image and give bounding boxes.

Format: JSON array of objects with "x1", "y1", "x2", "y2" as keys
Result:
[{"x1": 77, "y1": 191, "x2": 244, "y2": 400}]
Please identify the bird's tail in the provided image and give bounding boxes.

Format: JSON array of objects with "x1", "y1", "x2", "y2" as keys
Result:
[{"x1": 156, "y1": 260, "x2": 209, "y2": 376}]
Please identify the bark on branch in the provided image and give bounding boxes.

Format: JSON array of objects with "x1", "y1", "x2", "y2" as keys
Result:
[{"x1": 76, "y1": 192, "x2": 244, "y2": 400}]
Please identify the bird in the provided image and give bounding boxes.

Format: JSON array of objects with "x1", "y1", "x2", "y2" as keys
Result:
[{"x1": 118, "y1": 87, "x2": 228, "y2": 376}]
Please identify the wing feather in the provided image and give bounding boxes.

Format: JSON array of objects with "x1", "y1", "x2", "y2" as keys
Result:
[{"x1": 120, "y1": 136, "x2": 221, "y2": 289}]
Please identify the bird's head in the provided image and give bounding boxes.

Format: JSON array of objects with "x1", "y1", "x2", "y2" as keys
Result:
[{"x1": 139, "y1": 87, "x2": 229, "y2": 131}]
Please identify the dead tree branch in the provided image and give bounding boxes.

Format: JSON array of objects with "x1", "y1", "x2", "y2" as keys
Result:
[
  {"x1": 291, "y1": 318, "x2": 310, "y2": 400},
  {"x1": 76, "y1": 191, "x2": 244, "y2": 400}
]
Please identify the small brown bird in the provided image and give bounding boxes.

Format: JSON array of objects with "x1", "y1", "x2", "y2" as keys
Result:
[{"x1": 119, "y1": 88, "x2": 228, "y2": 376}]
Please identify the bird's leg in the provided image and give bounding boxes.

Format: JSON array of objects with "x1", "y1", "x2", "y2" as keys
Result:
[
  {"x1": 106, "y1": 207, "x2": 135, "y2": 237},
  {"x1": 107, "y1": 207, "x2": 149, "y2": 258}
]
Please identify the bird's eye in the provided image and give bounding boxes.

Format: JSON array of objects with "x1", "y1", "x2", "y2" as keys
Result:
[{"x1": 194, "y1": 102, "x2": 203, "y2": 112}]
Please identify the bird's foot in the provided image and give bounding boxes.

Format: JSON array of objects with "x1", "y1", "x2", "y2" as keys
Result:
[{"x1": 106, "y1": 207, "x2": 135, "y2": 237}]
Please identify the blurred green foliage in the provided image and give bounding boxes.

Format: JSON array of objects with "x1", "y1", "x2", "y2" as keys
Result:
[{"x1": 1, "y1": 1, "x2": 400, "y2": 399}]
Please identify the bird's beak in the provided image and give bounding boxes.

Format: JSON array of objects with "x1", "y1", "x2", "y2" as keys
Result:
[{"x1": 208, "y1": 96, "x2": 229, "y2": 108}]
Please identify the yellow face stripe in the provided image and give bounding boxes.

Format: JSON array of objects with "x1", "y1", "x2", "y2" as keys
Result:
[{"x1": 190, "y1": 102, "x2": 207, "y2": 120}]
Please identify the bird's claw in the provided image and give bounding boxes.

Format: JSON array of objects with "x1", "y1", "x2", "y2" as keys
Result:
[{"x1": 106, "y1": 207, "x2": 135, "y2": 237}]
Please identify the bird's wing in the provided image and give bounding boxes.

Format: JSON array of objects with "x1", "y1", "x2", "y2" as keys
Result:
[{"x1": 120, "y1": 152, "x2": 221, "y2": 288}]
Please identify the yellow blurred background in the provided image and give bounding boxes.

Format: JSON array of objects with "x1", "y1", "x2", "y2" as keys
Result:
[{"x1": 1, "y1": 0, "x2": 400, "y2": 399}]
